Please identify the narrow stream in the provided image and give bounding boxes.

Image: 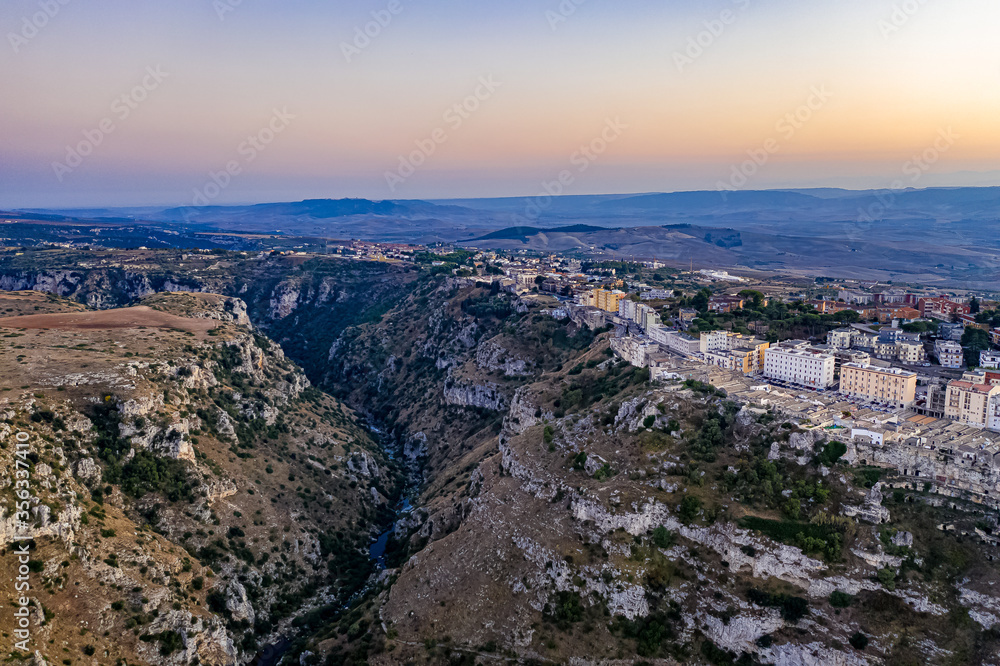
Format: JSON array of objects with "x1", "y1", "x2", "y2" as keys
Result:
[
  {"x1": 369, "y1": 497, "x2": 413, "y2": 568},
  {"x1": 254, "y1": 420, "x2": 417, "y2": 664}
]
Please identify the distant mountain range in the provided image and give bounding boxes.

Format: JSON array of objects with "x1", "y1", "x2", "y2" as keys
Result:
[{"x1": 8, "y1": 186, "x2": 1000, "y2": 286}]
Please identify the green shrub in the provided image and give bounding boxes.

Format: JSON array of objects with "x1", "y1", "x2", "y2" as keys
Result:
[
  {"x1": 679, "y1": 496, "x2": 702, "y2": 524},
  {"x1": 877, "y1": 567, "x2": 896, "y2": 591},
  {"x1": 748, "y1": 588, "x2": 809, "y2": 623},
  {"x1": 829, "y1": 590, "x2": 853, "y2": 608},
  {"x1": 651, "y1": 526, "x2": 675, "y2": 549}
]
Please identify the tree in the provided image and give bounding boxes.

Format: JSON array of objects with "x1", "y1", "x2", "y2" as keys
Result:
[
  {"x1": 833, "y1": 310, "x2": 860, "y2": 324},
  {"x1": 961, "y1": 327, "x2": 991, "y2": 367},
  {"x1": 691, "y1": 288, "x2": 712, "y2": 313},
  {"x1": 679, "y1": 496, "x2": 702, "y2": 524},
  {"x1": 651, "y1": 526, "x2": 675, "y2": 548},
  {"x1": 877, "y1": 567, "x2": 896, "y2": 590},
  {"x1": 738, "y1": 290, "x2": 765, "y2": 309},
  {"x1": 970, "y1": 296, "x2": 980, "y2": 314}
]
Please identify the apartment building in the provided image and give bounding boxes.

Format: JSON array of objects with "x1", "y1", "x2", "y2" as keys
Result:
[
  {"x1": 700, "y1": 331, "x2": 769, "y2": 372},
  {"x1": 920, "y1": 297, "x2": 971, "y2": 321},
  {"x1": 874, "y1": 289, "x2": 915, "y2": 305},
  {"x1": 980, "y1": 351, "x2": 1000, "y2": 370},
  {"x1": 650, "y1": 326, "x2": 701, "y2": 356},
  {"x1": 962, "y1": 370, "x2": 1000, "y2": 385},
  {"x1": 641, "y1": 289, "x2": 672, "y2": 300},
  {"x1": 592, "y1": 289, "x2": 625, "y2": 313},
  {"x1": 935, "y1": 340, "x2": 964, "y2": 368},
  {"x1": 945, "y1": 381, "x2": 1000, "y2": 428},
  {"x1": 829, "y1": 327, "x2": 925, "y2": 364},
  {"x1": 827, "y1": 328, "x2": 854, "y2": 349},
  {"x1": 875, "y1": 306, "x2": 921, "y2": 323},
  {"x1": 700, "y1": 330, "x2": 736, "y2": 353},
  {"x1": 619, "y1": 299, "x2": 661, "y2": 331},
  {"x1": 610, "y1": 337, "x2": 657, "y2": 368},
  {"x1": 678, "y1": 309, "x2": 699, "y2": 325},
  {"x1": 730, "y1": 340, "x2": 771, "y2": 374},
  {"x1": 618, "y1": 298, "x2": 638, "y2": 322},
  {"x1": 708, "y1": 295, "x2": 745, "y2": 313},
  {"x1": 838, "y1": 289, "x2": 874, "y2": 304},
  {"x1": 840, "y1": 363, "x2": 917, "y2": 408},
  {"x1": 637, "y1": 305, "x2": 661, "y2": 332},
  {"x1": 959, "y1": 314, "x2": 990, "y2": 331},
  {"x1": 763, "y1": 347, "x2": 836, "y2": 388},
  {"x1": 897, "y1": 340, "x2": 927, "y2": 364}
]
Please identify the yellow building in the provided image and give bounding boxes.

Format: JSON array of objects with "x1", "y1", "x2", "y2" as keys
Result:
[
  {"x1": 840, "y1": 363, "x2": 917, "y2": 408},
  {"x1": 945, "y1": 381, "x2": 1000, "y2": 428},
  {"x1": 730, "y1": 339, "x2": 770, "y2": 374},
  {"x1": 592, "y1": 289, "x2": 625, "y2": 313}
]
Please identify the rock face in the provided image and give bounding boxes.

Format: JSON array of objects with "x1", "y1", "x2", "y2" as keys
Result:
[
  {"x1": 892, "y1": 531, "x2": 914, "y2": 548},
  {"x1": 503, "y1": 387, "x2": 551, "y2": 435},
  {"x1": 443, "y1": 381, "x2": 507, "y2": 411},
  {"x1": 73, "y1": 457, "x2": 101, "y2": 482},
  {"x1": 225, "y1": 580, "x2": 256, "y2": 625},
  {"x1": 843, "y1": 482, "x2": 891, "y2": 524},
  {"x1": 475, "y1": 339, "x2": 532, "y2": 377},
  {"x1": 269, "y1": 281, "x2": 301, "y2": 319},
  {"x1": 347, "y1": 451, "x2": 379, "y2": 478}
]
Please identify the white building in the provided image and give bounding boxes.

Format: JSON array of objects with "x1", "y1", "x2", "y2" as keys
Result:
[
  {"x1": 611, "y1": 337, "x2": 657, "y2": 368},
  {"x1": 827, "y1": 328, "x2": 854, "y2": 349},
  {"x1": 641, "y1": 289, "x2": 672, "y2": 300},
  {"x1": 935, "y1": 340, "x2": 964, "y2": 369},
  {"x1": 838, "y1": 290, "x2": 874, "y2": 305},
  {"x1": 980, "y1": 351, "x2": 1000, "y2": 370},
  {"x1": 618, "y1": 299, "x2": 661, "y2": 332},
  {"x1": 700, "y1": 330, "x2": 735, "y2": 354},
  {"x1": 650, "y1": 326, "x2": 700, "y2": 356},
  {"x1": 763, "y1": 347, "x2": 836, "y2": 388},
  {"x1": 639, "y1": 307, "x2": 661, "y2": 332},
  {"x1": 618, "y1": 298, "x2": 638, "y2": 322},
  {"x1": 897, "y1": 340, "x2": 927, "y2": 364}
]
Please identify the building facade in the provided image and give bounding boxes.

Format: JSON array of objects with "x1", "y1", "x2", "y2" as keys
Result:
[
  {"x1": 840, "y1": 363, "x2": 917, "y2": 408},
  {"x1": 827, "y1": 328, "x2": 854, "y2": 349},
  {"x1": 920, "y1": 297, "x2": 971, "y2": 321},
  {"x1": 981, "y1": 351, "x2": 1000, "y2": 370},
  {"x1": 650, "y1": 327, "x2": 701, "y2": 356},
  {"x1": 935, "y1": 340, "x2": 964, "y2": 368},
  {"x1": 945, "y1": 381, "x2": 1000, "y2": 428},
  {"x1": 592, "y1": 289, "x2": 625, "y2": 313},
  {"x1": 763, "y1": 347, "x2": 836, "y2": 388}
]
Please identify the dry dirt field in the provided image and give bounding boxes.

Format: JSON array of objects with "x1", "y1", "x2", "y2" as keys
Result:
[{"x1": 0, "y1": 305, "x2": 216, "y2": 333}]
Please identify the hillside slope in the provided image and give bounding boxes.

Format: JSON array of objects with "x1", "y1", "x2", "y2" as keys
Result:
[{"x1": 0, "y1": 291, "x2": 399, "y2": 665}]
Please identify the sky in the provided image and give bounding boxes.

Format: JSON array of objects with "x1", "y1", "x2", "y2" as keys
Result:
[{"x1": 2, "y1": 0, "x2": 999, "y2": 208}]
